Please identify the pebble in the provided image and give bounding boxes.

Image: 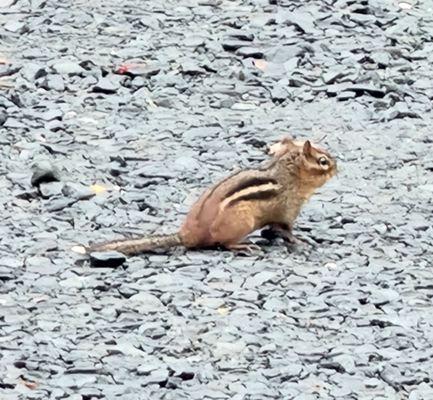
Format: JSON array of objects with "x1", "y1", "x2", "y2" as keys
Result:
[
  {"x1": 236, "y1": 47, "x2": 264, "y2": 58},
  {"x1": 244, "y1": 271, "x2": 277, "y2": 288},
  {"x1": 0, "y1": 0, "x2": 15, "y2": 7},
  {"x1": 62, "y1": 182, "x2": 94, "y2": 201},
  {"x1": 92, "y1": 77, "x2": 119, "y2": 94},
  {"x1": 4, "y1": 21, "x2": 27, "y2": 33},
  {"x1": 120, "y1": 63, "x2": 161, "y2": 78},
  {"x1": 337, "y1": 91, "x2": 357, "y2": 101},
  {"x1": 89, "y1": 251, "x2": 126, "y2": 268},
  {"x1": 39, "y1": 181, "x2": 64, "y2": 198},
  {"x1": 31, "y1": 160, "x2": 61, "y2": 186},
  {"x1": 42, "y1": 74, "x2": 65, "y2": 91},
  {"x1": 52, "y1": 61, "x2": 85, "y2": 75}
]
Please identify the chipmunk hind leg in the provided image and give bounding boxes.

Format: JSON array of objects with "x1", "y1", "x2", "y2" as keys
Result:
[{"x1": 209, "y1": 203, "x2": 261, "y2": 252}]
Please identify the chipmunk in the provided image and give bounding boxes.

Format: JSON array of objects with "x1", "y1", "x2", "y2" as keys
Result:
[{"x1": 74, "y1": 137, "x2": 337, "y2": 255}]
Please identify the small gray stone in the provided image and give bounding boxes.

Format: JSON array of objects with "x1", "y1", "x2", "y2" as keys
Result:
[
  {"x1": 4, "y1": 118, "x2": 27, "y2": 128},
  {"x1": 89, "y1": 251, "x2": 126, "y2": 268},
  {"x1": 92, "y1": 77, "x2": 119, "y2": 94},
  {"x1": 21, "y1": 63, "x2": 47, "y2": 81},
  {"x1": 222, "y1": 40, "x2": 248, "y2": 51},
  {"x1": 244, "y1": 271, "x2": 277, "y2": 288},
  {"x1": 213, "y1": 341, "x2": 246, "y2": 357},
  {"x1": 26, "y1": 256, "x2": 63, "y2": 275},
  {"x1": 4, "y1": 21, "x2": 27, "y2": 33},
  {"x1": 136, "y1": 362, "x2": 161, "y2": 375},
  {"x1": 141, "y1": 368, "x2": 169, "y2": 385},
  {"x1": 31, "y1": 161, "x2": 61, "y2": 186},
  {"x1": 40, "y1": 109, "x2": 63, "y2": 121},
  {"x1": 271, "y1": 85, "x2": 290, "y2": 102},
  {"x1": 322, "y1": 68, "x2": 347, "y2": 84},
  {"x1": 119, "y1": 63, "x2": 161, "y2": 78},
  {"x1": 43, "y1": 74, "x2": 65, "y2": 91},
  {"x1": 52, "y1": 61, "x2": 85, "y2": 75},
  {"x1": 45, "y1": 119, "x2": 63, "y2": 132},
  {"x1": 129, "y1": 293, "x2": 165, "y2": 312},
  {"x1": 62, "y1": 183, "x2": 94, "y2": 201},
  {"x1": 39, "y1": 181, "x2": 64, "y2": 198},
  {"x1": 337, "y1": 91, "x2": 357, "y2": 100},
  {"x1": 236, "y1": 47, "x2": 264, "y2": 58}
]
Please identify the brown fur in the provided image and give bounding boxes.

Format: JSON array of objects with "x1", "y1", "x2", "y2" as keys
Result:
[{"x1": 83, "y1": 138, "x2": 337, "y2": 255}]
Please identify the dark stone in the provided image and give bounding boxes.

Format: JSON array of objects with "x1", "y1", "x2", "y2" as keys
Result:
[
  {"x1": 347, "y1": 84, "x2": 386, "y2": 98},
  {"x1": 31, "y1": 161, "x2": 61, "y2": 186},
  {"x1": 0, "y1": 266, "x2": 15, "y2": 281},
  {"x1": 222, "y1": 40, "x2": 249, "y2": 51},
  {"x1": 0, "y1": 111, "x2": 6, "y2": 126},
  {"x1": 89, "y1": 251, "x2": 127, "y2": 268},
  {"x1": 236, "y1": 47, "x2": 264, "y2": 58}
]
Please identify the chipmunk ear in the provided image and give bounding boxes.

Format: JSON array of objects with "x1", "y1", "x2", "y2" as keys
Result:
[
  {"x1": 303, "y1": 140, "x2": 312, "y2": 156},
  {"x1": 268, "y1": 137, "x2": 295, "y2": 157}
]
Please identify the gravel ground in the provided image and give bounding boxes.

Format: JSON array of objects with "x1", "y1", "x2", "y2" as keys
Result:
[{"x1": 1, "y1": 0, "x2": 433, "y2": 399}]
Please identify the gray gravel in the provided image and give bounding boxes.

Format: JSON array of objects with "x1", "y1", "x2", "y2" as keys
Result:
[{"x1": 1, "y1": 0, "x2": 433, "y2": 399}]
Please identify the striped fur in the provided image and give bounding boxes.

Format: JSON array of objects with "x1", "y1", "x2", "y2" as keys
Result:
[{"x1": 220, "y1": 181, "x2": 282, "y2": 209}]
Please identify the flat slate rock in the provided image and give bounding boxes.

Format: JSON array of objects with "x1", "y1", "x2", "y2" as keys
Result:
[
  {"x1": 89, "y1": 251, "x2": 127, "y2": 268},
  {"x1": 52, "y1": 61, "x2": 85, "y2": 75},
  {"x1": 31, "y1": 160, "x2": 61, "y2": 186},
  {"x1": 1, "y1": 0, "x2": 433, "y2": 398}
]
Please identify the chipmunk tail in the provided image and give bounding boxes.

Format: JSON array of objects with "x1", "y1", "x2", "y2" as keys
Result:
[{"x1": 82, "y1": 233, "x2": 182, "y2": 256}]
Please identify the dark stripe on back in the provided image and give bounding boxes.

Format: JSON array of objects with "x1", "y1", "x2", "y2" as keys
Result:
[
  {"x1": 227, "y1": 187, "x2": 279, "y2": 207},
  {"x1": 196, "y1": 169, "x2": 244, "y2": 217},
  {"x1": 225, "y1": 176, "x2": 279, "y2": 198}
]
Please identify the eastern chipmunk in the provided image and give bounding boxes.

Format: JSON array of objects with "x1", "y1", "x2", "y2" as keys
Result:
[{"x1": 75, "y1": 138, "x2": 337, "y2": 255}]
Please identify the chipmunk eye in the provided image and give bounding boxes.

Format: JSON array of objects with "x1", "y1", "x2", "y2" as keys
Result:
[{"x1": 318, "y1": 156, "x2": 329, "y2": 167}]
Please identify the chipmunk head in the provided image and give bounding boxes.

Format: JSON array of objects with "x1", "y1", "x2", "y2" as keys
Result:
[
  {"x1": 300, "y1": 140, "x2": 337, "y2": 183},
  {"x1": 270, "y1": 137, "x2": 337, "y2": 187}
]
